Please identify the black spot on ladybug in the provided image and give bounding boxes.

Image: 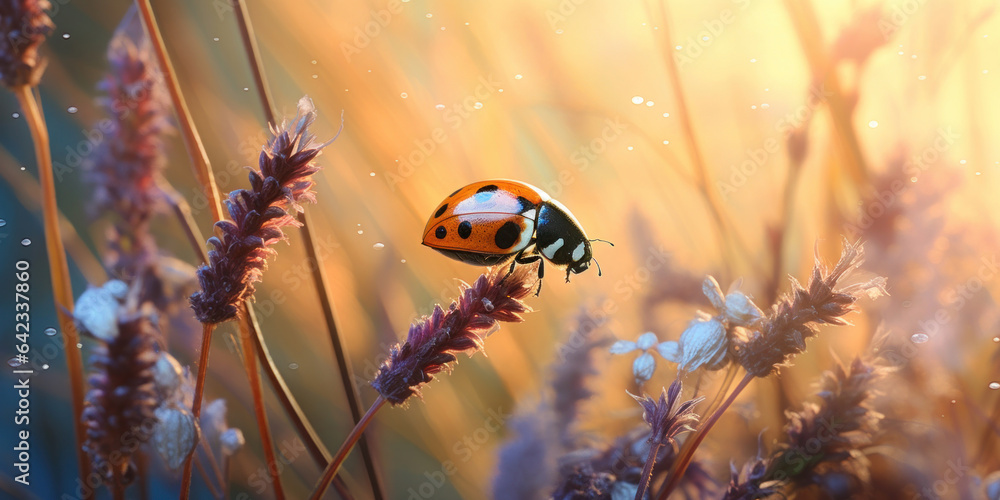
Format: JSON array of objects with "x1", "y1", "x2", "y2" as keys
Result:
[
  {"x1": 458, "y1": 221, "x2": 472, "y2": 239},
  {"x1": 476, "y1": 184, "x2": 499, "y2": 194},
  {"x1": 494, "y1": 221, "x2": 520, "y2": 249},
  {"x1": 434, "y1": 203, "x2": 449, "y2": 218},
  {"x1": 516, "y1": 196, "x2": 534, "y2": 212},
  {"x1": 435, "y1": 226, "x2": 447, "y2": 239}
]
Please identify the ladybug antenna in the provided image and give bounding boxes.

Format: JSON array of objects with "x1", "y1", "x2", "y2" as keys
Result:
[
  {"x1": 592, "y1": 257, "x2": 603, "y2": 276},
  {"x1": 590, "y1": 238, "x2": 614, "y2": 247}
]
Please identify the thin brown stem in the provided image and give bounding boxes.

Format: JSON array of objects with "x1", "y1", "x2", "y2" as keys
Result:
[
  {"x1": 193, "y1": 454, "x2": 223, "y2": 500},
  {"x1": 180, "y1": 322, "x2": 215, "y2": 499},
  {"x1": 158, "y1": 180, "x2": 208, "y2": 263},
  {"x1": 239, "y1": 317, "x2": 287, "y2": 500},
  {"x1": 135, "y1": 0, "x2": 223, "y2": 222},
  {"x1": 12, "y1": 85, "x2": 91, "y2": 497},
  {"x1": 657, "y1": 372, "x2": 754, "y2": 499},
  {"x1": 634, "y1": 441, "x2": 662, "y2": 500},
  {"x1": 230, "y1": 2, "x2": 383, "y2": 496},
  {"x1": 644, "y1": 0, "x2": 762, "y2": 280},
  {"x1": 245, "y1": 305, "x2": 332, "y2": 465},
  {"x1": 310, "y1": 397, "x2": 387, "y2": 500}
]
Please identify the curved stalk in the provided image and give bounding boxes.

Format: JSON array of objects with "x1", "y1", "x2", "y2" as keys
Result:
[{"x1": 310, "y1": 397, "x2": 387, "y2": 500}]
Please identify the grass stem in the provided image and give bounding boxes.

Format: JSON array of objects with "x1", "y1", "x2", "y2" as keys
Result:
[
  {"x1": 230, "y1": 1, "x2": 384, "y2": 496},
  {"x1": 310, "y1": 397, "x2": 387, "y2": 500},
  {"x1": 12, "y1": 84, "x2": 91, "y2": 498}
]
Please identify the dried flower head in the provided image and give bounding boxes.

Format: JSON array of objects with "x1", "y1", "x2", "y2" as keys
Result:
[
  {"x1": 737, "y1": 240, "x2": 887, "y2": 377},
  {"x1": 0, "y1": 0, "x2": 53, "y2": 89},
  {"x1": 371, "y1": 264, "x2": 537, "y2": 405},
  {"x1": 190, "y1": 96, "x2": 329, "y2": 324},
  {"x1": 74, "y1": 280, "x2": 129, "y2": 342},
  {"x1": 630, "y1": 380, "x2": 704, "y2": 449},
  {"x1": 610, "y1": 331, "x2": 663, "y2": 385},
  {"x1": 657, "y1": 276, "x2": 764, "y2": 374},
  {"x1": 81, "y1": 283, "x2": 160, "y2": 487},
  {"x1": 765, "y1": 356, "x2": 889, "y2": 495},
  {"x1": 722, "y1": 455, "x2": 782, "y2": 500},
  {"x1": 152, "y1": 405, "x2": 197, "y2": 470}
]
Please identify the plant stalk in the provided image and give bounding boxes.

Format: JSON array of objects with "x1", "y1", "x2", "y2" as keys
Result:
[
  {"x1": 657, "y1": 372, "x2": 754, "y2": 499},
  {"x1": 180, "y1": 322, "x2": 216, "y2": 499},
  {"x1": 13, "y1": 85, "x2": 91, "y2": 497},
  {"x1": 310, "y1": 397, "x2": 387, "y2": 500},
  {"x1": 230, "y1": 1, "x2": 384, "y2": 497},
  {"x1": 634, "y1": 441, "x2": 663, "y2": 500},
  {"x1": 239, "y1": 316, "x2": 287, "y2": 500}
]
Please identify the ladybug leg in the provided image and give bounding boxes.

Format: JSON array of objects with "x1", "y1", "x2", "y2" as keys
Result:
[{"x1": 513, "y1": 251, "x2": 544, "y2": 296}]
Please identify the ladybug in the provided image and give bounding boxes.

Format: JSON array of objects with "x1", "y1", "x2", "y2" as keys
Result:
[{"x1": 421, "y1": 179, "x2": 609, "y2": 292}]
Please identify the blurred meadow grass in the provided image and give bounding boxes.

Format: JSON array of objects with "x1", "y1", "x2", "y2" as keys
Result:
[{"x1": 1, "y1": 0, "x2": 999, "y2": 498}]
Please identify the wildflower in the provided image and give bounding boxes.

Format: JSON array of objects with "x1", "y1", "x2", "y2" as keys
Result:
[
  {"x1": 80, "y1": 281, "x2": 160, "y2": 487},
  {"x1": 658, "y1": 276, "x2": 763, "y2": 373},
  {"x1": 0, "y1": 0, "x2": 53, "y2": 89},
  {"x1": 610, "y1": 332, "x2": 662, "y2": 385},
  {"x1": 766, "y1": 356, "x2": 889, "y2": 495},
  {"x1": 630, "y1": 380, "x2": 705, "y2": 499},
  {"x1": 371, "y1": 264, "x2": 536, "y2": 405},
  {"x1": 190, "y1": 96, "x2": 329, "y2": 324},
  {"x1": 630, "y1": 380, "x2": 704, "y2": 450},
  {"x1": 737, "y1": 240, "x2": 888, "y2": 377},
  {"x1": 722, "y1": 456, "x2": 782, "y2": 500}
]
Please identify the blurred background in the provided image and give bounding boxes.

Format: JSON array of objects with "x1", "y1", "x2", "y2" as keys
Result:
[{"x1": 1, "y1": 0, "x2": 999, "y2": 498}]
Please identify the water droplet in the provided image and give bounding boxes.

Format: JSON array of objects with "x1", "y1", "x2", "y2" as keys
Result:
[
  {"x1": 0, "y1": 219, "x2": 5, "y2": 227},
  {"x1": 373, "y1": 242, "x2": 385, "y2": 249},
  {"x1": 213, "y1": 37, "x2": 220, "y2": 42},
  {"x1": 12, "y1": 112, "x2": 19, "y2": 118},
  {"x1": 8, "y1": 357, "x2": 25, "y2": 367},
  {"x1": 983, "y1": 69, "x2": 989, "y2": 74},
  {"x1": 369, "y1": 172, "x2": 375, "y2": 177},
  {"x1": 631, "y1": 96, "x2": 644, "y2": 105},
  {"x1": 67, "y1": 106, "x2": 78, "y2": 114},
  {"x1": 675, "y1": 45, "x2": 682, "y2": 50},
  {"x1": 473, "y1": 102, "x2": 483, "y2": 109},
  {"x1": 400, "y1": 92, "x2": 408, "y2": 98},
  {"x1": 751, "y1": 105, "x2": 758, "y2": 110},
  {"x1": 645, "y1": 101, "x2": 654, "y2": 107},
  {"x1": 910, "y1": 332, "x2": 929, "y2": 343},
  {"x1": 868, "y1": 120, "x2": 878, "y2": 128},
  {"x1": 555, "y1": 29, "x2": 564, "y2": 34},
  {"x1": 76, "y1": 343, "x2": 83, "y2": 349},
  {"x1": 311, "y1": 74, "x2": 318, "y2": 79},
  {"x1": 425, "y1": 13, "x2": 433, "y2": 18},
  {"x1": 627, "y1": 146, "x2": 634, "y2": 151},
  {"x1": 435, "y1": 104, "x2": 445, "y2": 110},
  {"x1": 311, "y1": 60, "x2": 317, "y2": 64},
  {"x1": 62, "y1": 33, "x2": 70, "y2": 39},
  {"x1": 20, "y1": 238, "x2": 30, "y2": 246},
  {"x1": 400, "y1": 259, "x2": 407, "y2": 263},
  {"x1": 990, "y1": 382, "x2": 1000, "y2": 390},
  {"x1": 357, "y1": 230, "x2": 364, "y2": 235},
  {"x1": 959, "y1": 159, "x2": 967, "y2": 165},
  {"x1": 662, "y1": 140, "x2": 669, "y2": 145},
  {"x1": 750, "y1": 58, "x2": 757, "y2": 63},
  {"x1": 514, "y1": 74, "x2": 523, "y2": 80},
  {"x1": 917, "y1": 75, "x2": 927, "y2": 81},
  {"x1": 702, "y1": 36, "x2": 709, "y2": 41},
  {"x1": 992, "y1": 337, "x2": 999, "y2": 343},
  {"x1": 662, "y1": 112, "x2": 670, "y2": 117},
  {"x1": 950, "y1": 399, "x2": 956, "y2": 404},
  {"x1": 41, "y1": 364, "x2": 49, "y2": 370},
  {"x1": 44, "y1": 327, "x2": 57, "y2": 336},
  {"x1": 289, "y1": 363, "x2": 299, "y2": 370},
  {"x1": 761, "y1": 103, "x2": 770, "y2": 109},
  {"x1": 243, "y1": 87, "x2": 249, "y2": 91}
]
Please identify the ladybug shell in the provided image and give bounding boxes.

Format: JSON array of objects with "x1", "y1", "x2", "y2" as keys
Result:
[{"x1": 422, "y1": 180, "x2": 548, "y2": 264}]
